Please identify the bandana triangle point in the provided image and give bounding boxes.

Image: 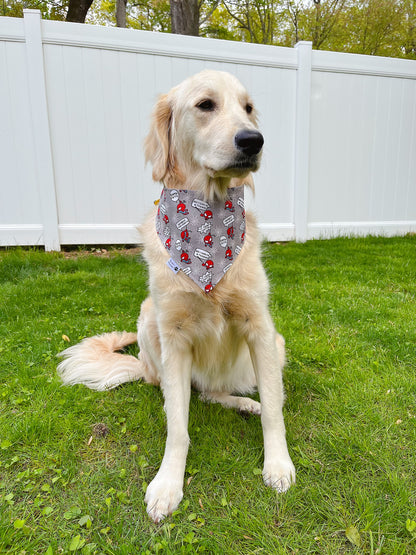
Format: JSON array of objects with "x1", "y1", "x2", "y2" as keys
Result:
[{"x1": 156, "y1": 187, "x2": 246, "y2": 292}]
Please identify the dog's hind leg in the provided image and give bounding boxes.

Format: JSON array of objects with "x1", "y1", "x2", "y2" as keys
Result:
[{"x1": 200, "y1": 391, "x2": 261, "y2": 415}]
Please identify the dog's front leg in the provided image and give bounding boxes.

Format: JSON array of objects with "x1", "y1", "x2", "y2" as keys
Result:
[
  {"x1": 145, "y1": 346, "x2": 192, "y2": 523},
  {"x1": 247, "y1": 315, "x2": 296, "y2": 493}
]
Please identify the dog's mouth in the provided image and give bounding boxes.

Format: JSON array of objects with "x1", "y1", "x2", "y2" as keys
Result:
[
  {"x1": 203, "y1": 153, "x2": 260, "y2": 199},
  {"x1": 228, "y1": 156, "x2": 260, "y2": 171},
  {"x1": 222, "y1": 155, "x2": 260, "y2": 176},
  {"x1": 206, "y1": 154, "x2": 260, "y2": 178}
]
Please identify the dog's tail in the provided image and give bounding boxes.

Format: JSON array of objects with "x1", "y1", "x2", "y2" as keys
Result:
[{"x1": 57, "y1": 331, "x2": 155, "y2": 391}]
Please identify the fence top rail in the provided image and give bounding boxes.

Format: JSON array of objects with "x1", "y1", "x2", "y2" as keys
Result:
[
  {"x1": 2, "y1": 12, "x2": 415, "y2": 79},
  {"x1": 38, "y1": 17, "x2": 298, "y2": 69},
  {"x1": 0, "y1": 15, "x2": 25, "y2": 42},
  {"x1": 312, "y1": 49, "x2": 416, "y2": 80}
]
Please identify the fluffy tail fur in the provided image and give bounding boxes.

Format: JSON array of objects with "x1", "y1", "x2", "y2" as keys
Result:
[{"x1": 57, "y1": 331, "x2": 152, "y2": 391}]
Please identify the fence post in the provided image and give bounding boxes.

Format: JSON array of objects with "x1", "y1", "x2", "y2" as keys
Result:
[
  {"x1": 23, "y1": 9, "x2": 60, "y2": 251},
  {"x1": 294, "y1": 41, "x2": 312, "y2": 243}
]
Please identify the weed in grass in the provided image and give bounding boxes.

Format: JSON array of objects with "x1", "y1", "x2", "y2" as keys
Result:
[{"x1": 0, "y1": 237, "x2": 415, "y2": 554}]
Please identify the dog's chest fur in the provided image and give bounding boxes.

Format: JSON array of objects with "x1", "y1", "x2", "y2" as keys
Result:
[{"x1": 139, "y1": 207, "x2": 269, "y2": 378}]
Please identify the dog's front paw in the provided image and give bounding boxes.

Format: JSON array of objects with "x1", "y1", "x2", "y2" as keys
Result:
[
  {"x1": 263, "y1": 457, "x2": 296, "y2": 493},
  {"x1": 145, "y1": 474, "x2": 183, "y2": 523}
]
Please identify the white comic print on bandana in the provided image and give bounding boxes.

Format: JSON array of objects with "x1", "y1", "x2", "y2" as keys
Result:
[{"x1": 155, "y1": 187, "x2": 246, "y2": 293}]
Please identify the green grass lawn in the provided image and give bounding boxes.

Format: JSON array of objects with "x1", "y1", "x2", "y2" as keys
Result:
[{"x1": 0, "y1": 236, "x2": 415, "y2": 554}]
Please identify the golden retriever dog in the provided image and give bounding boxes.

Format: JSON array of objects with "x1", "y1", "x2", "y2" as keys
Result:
[{"x1": 58, "y1": 70, "x2": 295, "y2": 523}]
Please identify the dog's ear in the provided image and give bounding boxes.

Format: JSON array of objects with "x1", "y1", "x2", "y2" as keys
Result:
[
  {"x1": 230, "y1": 173, "x2": 255, "y2": 194},
  {"x1": 144, "y1": 94, "x2": 171, "y2": 183},
  {"x1": 144, "y1": 94, "x2": 184, "y2": 186}
]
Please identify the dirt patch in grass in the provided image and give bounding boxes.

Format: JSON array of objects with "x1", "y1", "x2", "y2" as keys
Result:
[{"x1": 60, "y1": 245, "x2": 143, "y2": 259}]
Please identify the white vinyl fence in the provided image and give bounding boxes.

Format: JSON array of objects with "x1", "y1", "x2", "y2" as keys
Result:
[{"x1": 1, "y1": 9, "x2": 416, "y2": 250}]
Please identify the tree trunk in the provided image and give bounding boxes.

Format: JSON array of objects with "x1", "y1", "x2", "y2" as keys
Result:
[
  {"x1": 116, "y1": 0, "x2": 127, "y2": 27},
  {"x1": 66, "y1": 0, "x2": 94, "y2": 23},
  {"x1": 170, "y1": 0, "x2": 199, "y2": 36},
  {"x1": 313, "y1": 0, "x2": 321, "y2": 47}
]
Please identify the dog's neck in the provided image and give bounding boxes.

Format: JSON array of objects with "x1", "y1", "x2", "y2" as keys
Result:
[{"x1": 165, "y1": 173, "x2": 246, "y2": 203}]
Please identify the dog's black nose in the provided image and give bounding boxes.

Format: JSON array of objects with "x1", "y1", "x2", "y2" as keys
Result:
[{"x1": 235, "y1": 130, "x2": 264, "y2": 156}]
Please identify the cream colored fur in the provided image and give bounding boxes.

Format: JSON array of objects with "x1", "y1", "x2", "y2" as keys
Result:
[{"x1": 58, "y1": 70, "x2": 295, "y2": 523}]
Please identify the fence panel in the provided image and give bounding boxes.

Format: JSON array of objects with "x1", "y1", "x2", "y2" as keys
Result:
[
  {"x1": 0, "y1": 16, "x2": 45, "y2": 246},
  {"x1": 308, "y1": 50, "x2": 416, "y2": 238},
  {"x1": 0, "y1": 11, "x2": 415, "y2": 249},
  {"x1": 40, "y1": 16, "x2": 298, "y2": 247}
]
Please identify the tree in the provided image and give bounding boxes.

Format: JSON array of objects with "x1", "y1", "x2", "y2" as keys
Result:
[
  {"x1": 66, "y1": 0, "x2": 94, "y2": 22},
  {"x1": 285, "y1": 0, "x2": 306, "y2": 44},
  {"x1": 320, "y1": 0, "x2": 412, "y2": 57},
  {"x1": 346, "y1": 0, "x2": 405, "y2": 56},
  {"x1": 170, "y1": 0, "x2": 200, "y2": 35},
  {"x1": 403, "y1": 0, "x2": 416, "y2": 58},
  {"x1": 91, "y1": 0, "x2": 219, "y2": 34},
  {"x1": 116, "y1": 0, "x2": 127, "y2": 26},
  {"x1": 3, "y1": 0, "x2": 67, "y2": 19},
  {"x1": 308, "y1": 0, "x2": 347, "y2": 49},
  {"x1": 222, "y1": 0, "x2": 285, "y2": 44}
]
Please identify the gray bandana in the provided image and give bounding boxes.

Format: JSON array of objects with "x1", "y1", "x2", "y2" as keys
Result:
[{"x1": 156, "y1": 187, "x2": 246, "y2": 292}]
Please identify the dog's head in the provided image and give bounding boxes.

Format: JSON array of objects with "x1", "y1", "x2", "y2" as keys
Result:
[{"x1": 145, "y1": 70, "x2": 263, "y2": 198}]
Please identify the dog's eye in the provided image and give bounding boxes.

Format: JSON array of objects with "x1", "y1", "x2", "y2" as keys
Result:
[
  {"x1": 245, "y1": 103, "x2": 253, "y2": 114},
  {"x1": 196, "y1": 99, "x2": 215, "y2": 112}
]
